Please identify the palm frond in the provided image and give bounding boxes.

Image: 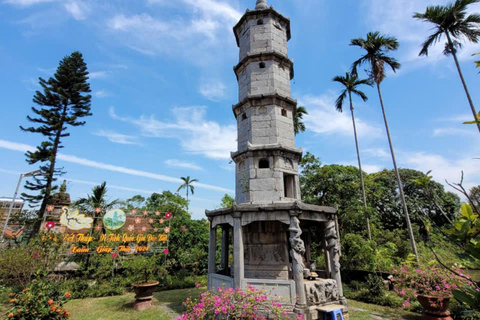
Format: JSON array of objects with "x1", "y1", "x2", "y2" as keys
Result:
[
  {"x1": 352, "y1": 89, "x2": 368, "y2": 102},
  {"x1": 335, "y1": 90, "x2": 347, "y2": 112}
]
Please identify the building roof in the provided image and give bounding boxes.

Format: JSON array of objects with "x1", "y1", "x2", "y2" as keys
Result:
[{"x1": 0, "y1": 197, "x2": 24, "y2": 203}]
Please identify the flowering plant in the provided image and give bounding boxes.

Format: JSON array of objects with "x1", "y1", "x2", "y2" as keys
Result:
[
  {"x1": 392, "y1": 263, "x2": 475, "y2": 307},
  {"x1": 4, "y1": 281, "x2": 71, "y2": 319},
  {"x1": 178, "y1": 285, "x2": 294, "y2": 320}
]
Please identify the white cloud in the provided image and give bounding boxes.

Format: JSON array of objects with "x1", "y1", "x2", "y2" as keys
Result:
[
  {"x1": 433, "y1": 127, "x2": 478, "y2": 137},
  {"x1": 109, "y1": 106, "x2": 236, "y2": 160},
  {"x1": 89, "y1": 71, "x2": 108, "y2": 79},
  {"x1": 165, "y1": 159, "x2": 204, "y2": 171},
  {"x1": 199, "y1": 80, "x2": 227, "y2": 101},
  {"x1": 94, "y1": 90, "x2": 110, "y2": 98},
  {"x1": 363, "y1": 0, "x2": 480, "y2": 68},
  {"x1": 64, "y1": 0, "x2": 90, "y2": 21},
  {"x1": 105, "y1": 0, "x2": 240, "y2": 64},
  {"x1": 401, "y1": 151, "x2": 480, "y2": 195},
  {"x1": 94, "y1": 130, "x2": 140, "y2": 145},
  {"x1": 299, "y1": 94, "x2": 382, "y2": 139},
  {"x1": 4, "y1": 0, "x2": 55, "y2": 6},
  {"x1": 0, "y1": 139, "x2": 233, "y2": 193}
]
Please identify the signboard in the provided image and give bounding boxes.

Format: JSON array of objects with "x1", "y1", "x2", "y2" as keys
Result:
[{"x1": 42, "y1": 207, "x2": 172, "y2": 255}]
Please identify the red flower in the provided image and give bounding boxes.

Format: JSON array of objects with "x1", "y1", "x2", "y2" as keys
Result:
[
  {"x1": 111, "y1": 252, "x2": 118, "y2": 259},
  {"x1": 45, "y1": 221, "x2": 55, "y2": 229},
  {"x1": 46, "y1": 205, "x2": 55, "y2": 212},
  {"x1": 163, "y1": 248, "x2": 169, "y2": 255},
  {"x1": 165, "y1": 212, "x2": 172, "y2": 219},
  {"x1": 95, "y1": 207, "x2": 102, "y2": 214}
]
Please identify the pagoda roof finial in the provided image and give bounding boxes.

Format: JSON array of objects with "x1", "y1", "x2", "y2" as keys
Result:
[{"x1": 255, "y1": 0, "x2": 267, "y2": 10}]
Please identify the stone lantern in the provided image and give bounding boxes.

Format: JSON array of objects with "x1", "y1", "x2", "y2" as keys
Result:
[{"x1": 205, "y1": 1, "x2": 347, "y2": 319}]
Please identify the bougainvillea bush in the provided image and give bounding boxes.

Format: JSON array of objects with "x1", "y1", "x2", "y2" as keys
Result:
[
  {"x1": 392, "y1": 263, "x2": 476, "y2": 308},
  {"x1": 4, "y1": 280, "x2": 71, "y2": 320},
  {"x1": 178, "y1": 285, "x2": 294, "y2": 320}
]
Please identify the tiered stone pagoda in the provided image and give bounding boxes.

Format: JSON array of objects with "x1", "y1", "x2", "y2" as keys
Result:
[{"x1": 206, "y1": 0, "x2": 347, "y2": 318}]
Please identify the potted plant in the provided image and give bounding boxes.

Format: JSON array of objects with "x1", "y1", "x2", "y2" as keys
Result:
[
  {"x1": 123, "y1": 254, "x2": 163, "y2": 310},
  {"x1": 392, "y1": 263, "x2": 474, "y2": 320}
]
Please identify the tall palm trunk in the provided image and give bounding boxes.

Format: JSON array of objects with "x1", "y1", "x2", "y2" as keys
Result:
[
  {"x1": 376, "y1": 83, "x2": 419, "y2": 261},
  {"x1": 445, "y1": 32, "x2": 480, "y2": 134},
  {"x1": 348, "y1": 92, "x2": 372, "y2": 240}
]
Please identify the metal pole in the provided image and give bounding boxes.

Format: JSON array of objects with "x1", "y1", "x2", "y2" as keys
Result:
[{"x1": 1, "y1": 174, "x2": 24, "y2": 242}]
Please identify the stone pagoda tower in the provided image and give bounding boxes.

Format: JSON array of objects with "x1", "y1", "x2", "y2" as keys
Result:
[{"x1": 206, "y1": 1, "x2": 347, "y2": 318}]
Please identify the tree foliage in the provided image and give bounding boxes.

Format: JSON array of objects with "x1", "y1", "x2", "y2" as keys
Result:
[
  {"x1": 20, "y1": 51, "x2": 92, "y2": 231},
  {"x1": 74, "y1": 182, "x2": 120, "y2": 217},
  {"x1": 293, "y1": 105, "x2": 308, "y2": 135}
]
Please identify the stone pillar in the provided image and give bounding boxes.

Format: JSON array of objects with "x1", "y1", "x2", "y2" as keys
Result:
[
  {"x1": 288, "y1": 215, "x2": 307, "y2": 308},
  {"x1": 207, "y1": 221, "x2": 216, "y2": 289},
  {"x1": 233, "y1": 212, "x2": 244, "y2": 288},
  {"x1": 221, "y1": 226, "x2": 230, "y2": 272},
  {"x1": 323, "y1": 237, "x2": 331, "y2": 279},
  {"x1": 325, "y1": 218, "x2": 345, "y2": 303}
]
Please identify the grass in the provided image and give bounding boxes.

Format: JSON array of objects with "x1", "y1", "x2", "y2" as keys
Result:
[
  {"x1": 64, "y1": 287, "x2": 205, "y2": 320},
  {"x1": 63, "y1": 287, "x2": 423, "y2": 320},
  {"x1": 348, "y1": 300, "x2": 421, "y2": 320}
]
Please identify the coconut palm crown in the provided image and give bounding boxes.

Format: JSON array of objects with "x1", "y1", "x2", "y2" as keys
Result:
[
  {"x1": 413, "y1": 0, "x2": 480, "y2": 56},
  {"x1": 350, "y1": 31, "x2": 401, "y2": 84},
  {"x1": 177, "y1": 176, "x2": 198, "y2": 202},
  {"x1": 414, "y1": 0, "x2": 480, "y2": 133},
  {"x1": 333, "y1": 73, "x2": 372, "y2": 112},
  {"x1": 74, "y1": 181, "x2": 120, "y2": 216}
]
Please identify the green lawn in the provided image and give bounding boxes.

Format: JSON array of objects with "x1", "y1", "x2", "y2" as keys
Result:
[
  {"x1": 348, "y1": 300, "x2": 421, "y2": 320},
  {"x1": 63, "y1": 287, "x2": 422, "y2": 320}
]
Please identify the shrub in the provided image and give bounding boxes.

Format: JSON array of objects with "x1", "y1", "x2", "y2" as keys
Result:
[
  {"x1": 178, "y1": 286, "x2": 293, "y2": 320},
  {"x1": 4, "y1": 280, "x2": 71, "y2": 319}
]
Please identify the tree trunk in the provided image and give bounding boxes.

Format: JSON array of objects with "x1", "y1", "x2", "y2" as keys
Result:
[
  {"x1": 445, "y1": 32, "x2": 480, "y2": 134},
  {"x1": 31, "y1": 104, "x2": 68, "y2": 238},
  {"x1": 376, "y1": 83, "x2": 419, "y2": 261},
  {"x1": 349, "y1": 92, "x2": 372, "y2": 240}
]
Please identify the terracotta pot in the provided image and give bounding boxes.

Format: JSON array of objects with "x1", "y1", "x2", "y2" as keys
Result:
[
  {"x1": 132, "y1": 281, "x2": 159, "y2": 311},
  {"x1": 416, "y1": 294, "x2": 453, "y2": 320}
]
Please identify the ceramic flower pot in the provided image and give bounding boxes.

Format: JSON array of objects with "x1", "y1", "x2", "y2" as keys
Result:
[
  {"x1": 132, "y1": 281, "x2": 159, "y2": 311},
  {"x1": 416, "y1": 294, "x2": 453, "y2": 320}
]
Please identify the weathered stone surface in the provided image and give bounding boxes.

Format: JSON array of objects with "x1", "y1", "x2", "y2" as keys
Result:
[{"x1": 305, "y1": 279, "x2": 339, "y2": 306}]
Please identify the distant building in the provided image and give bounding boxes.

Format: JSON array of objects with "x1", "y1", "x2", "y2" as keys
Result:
[{"x1": 0, "y1": 197, "x2": 24, "y2": 225}]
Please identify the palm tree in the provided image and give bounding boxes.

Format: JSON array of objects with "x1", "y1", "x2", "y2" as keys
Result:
[
  {"x1": 177, "y1": 176, "x2": 198, "y2": 210},
  {"x1": 333, "y1": 72, "x2": 373, "y2": 240},
  {"x1": 74, "y1": 182, "x2": 120, "y2": 217},
  {"x1": 351, "y1": 32, "x2": 419, "y2": 260},
  {"x1": 414, "y1": 0, "x2": 480, "y2": 133},
  {"x1": 294, "y1": 106, "x2": 308, "y2": 135}
]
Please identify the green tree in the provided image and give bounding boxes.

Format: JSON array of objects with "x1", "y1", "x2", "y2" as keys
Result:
[
  {"x1": 294, "y1": 105, "x2": 308, "y2": 135},
  {"x1": 146, "y1": 191, "x2": 188, "y2": 216},
  {"x1": 475, "y1": 52, "x2": 480, "y2": 70},
  {"x1": 177, "y1": 176, "x2": 198, "y2": 211},
  {"x1": 219, "y1": 194, "x2": 235, "y2": 208},
  {"x1": 469, "y1": 186, "x2": 480, "y2": 209},
  {"x1": 124, "y1": 195, "x2": 146, "y2": 211},
  {"x1": 414, "y1": 0, "x2": 480, "y2": 133},
  {"x1": 20, "y1": 51, "x2": 92, "y2": 235},
  {"x1": 333, "y1": 72, "x2": 373, "y2": 239},
  {"x1": 74, "y1": 182, "x2": 120, "y2": 218},
  {"x1": 367, "y1": 169, "x2": 460, "y2": 230},
  {"x1": 350, "y1": 32, "x2": 419, "y2": 260}
]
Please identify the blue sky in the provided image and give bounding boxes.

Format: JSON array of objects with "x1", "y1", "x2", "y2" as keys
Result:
[{"x1": 0, "y1": 0, "x2": 479, "y2": 220}]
